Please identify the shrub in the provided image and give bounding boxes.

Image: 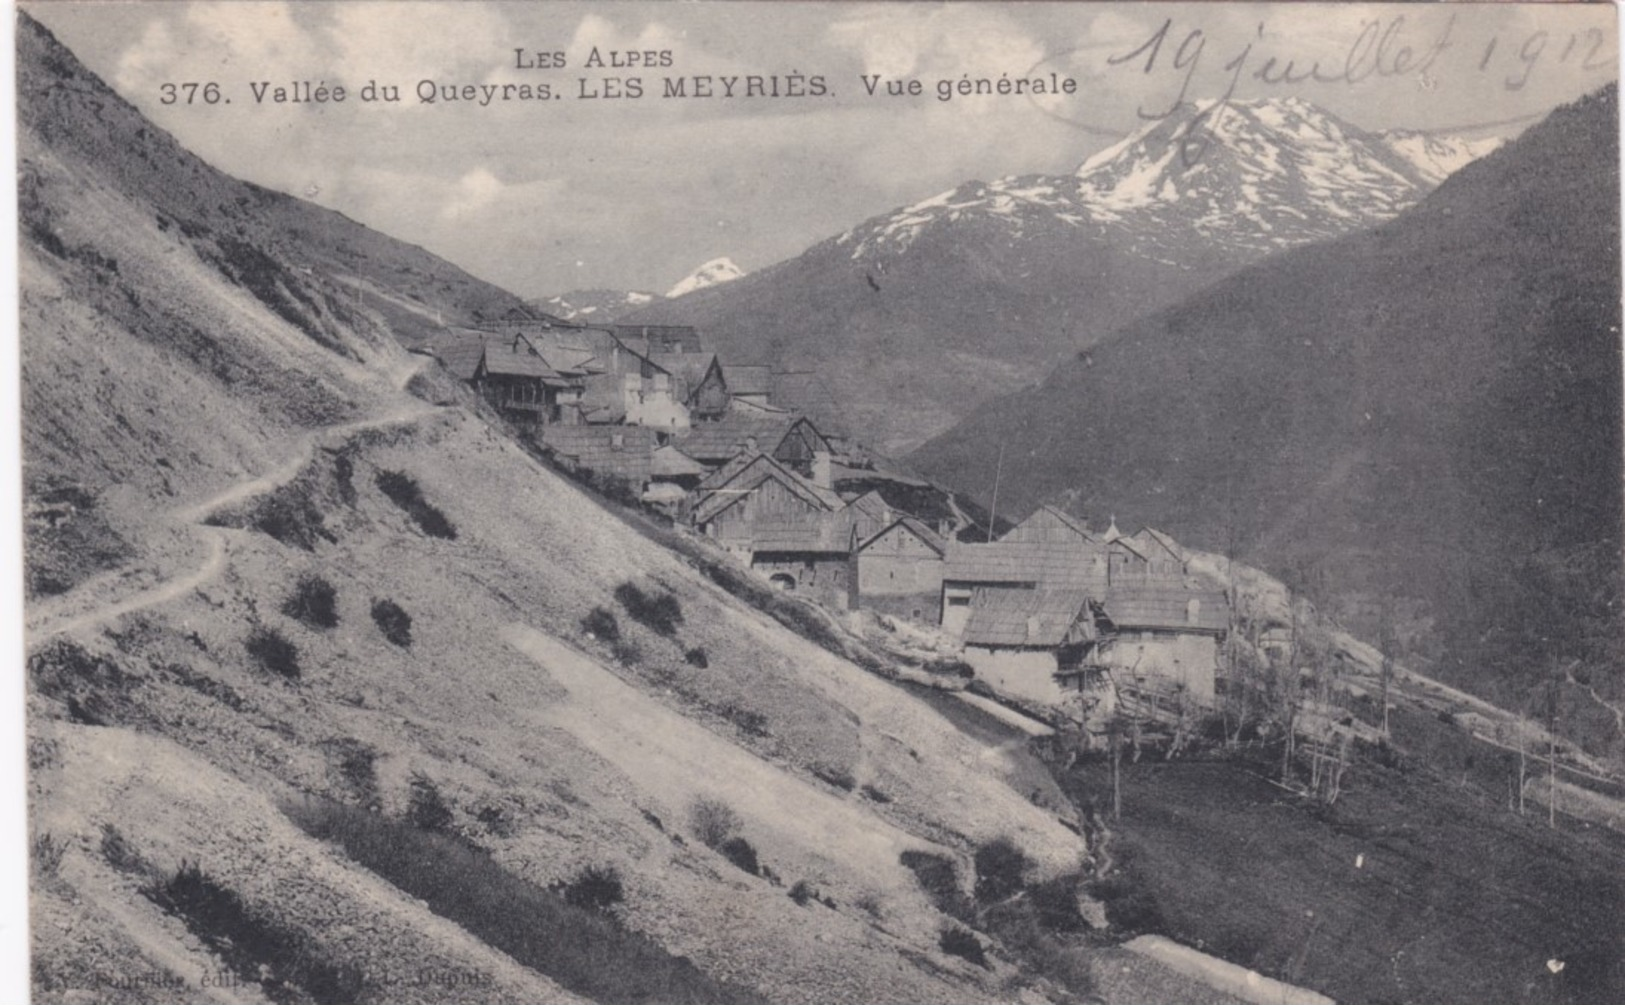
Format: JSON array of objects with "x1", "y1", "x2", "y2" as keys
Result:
[
  {"x1": 582, "y1": 607, "x2": 620, "y2": 643},
  {"x1": 614, "y1": 582, "x2": 684, "y2": 636},
  {"x1": 812, "y1": 763, "x2": 856, "y2": 791},
  {"x1": 855, "y1": 890, "x2": 885, "y2": 919},
  {"x1": 900, "y1": 850, "x2": 972, "y2": 921},
  {"x1": 245, "y1": 626, "x2": 300, "y2": 681},
  {"x1": 861, "y1": 784, "x2": 892, "y2": 804},
  {"x1": 145, "y1": 859, "x2": 362, "y2": 1003},
  {"x1": 939, "y1": 925, "x2": 991, "y2": 970},
  {"x1": 974, "y1": 837, "x2": 1030, "y2": 904},
  {"x1": 100, "y1": 824, "x2": 143, "y2": 874},
  {"x1": 32, "y1": 832, "x2": 65, "y2": 878},
  {"x1": 331, "y1": 741, "x2": 378, "y2": 805},
  {"x1": 375, "y1": 470, "x2": 457, "y2": 540},
  {"x1": 684, "y1": 647, "x2": 710, "y2": 668},
  {"x1": 690, "y1": 797, "x2": 741, "y2": 850},
  {"x1": 407, "y1": 773, "x2": 454, "y2": 834},
  {"x1": 1088, "y1": 873, "x2": 1164, "y2": 934},
  {"x1": 611, "y1": 640, "x2": 643, "y2": 667},
  {"x1": 370, "y1": 598, "x2": 412, "y2": 647},
  {"x1": 557, "y1": 865, "x2": 625, "y2": 912},
  {"x1": 284, "y1": 797, "x2": 768, "y2": 1005},
  {"x1": 789, "y1": 880, "x2": 814, "y2": 906},
  {"x1": 720, "y1": 836, "x2": 760, "y2": 876},
  {"x1": 281, "y1": 574, "x2": 339, "y2": 629}
]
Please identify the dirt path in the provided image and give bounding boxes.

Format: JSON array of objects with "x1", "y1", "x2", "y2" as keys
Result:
[{"x1": 27, "y1": 357, "x2": 439, "y2": 642}]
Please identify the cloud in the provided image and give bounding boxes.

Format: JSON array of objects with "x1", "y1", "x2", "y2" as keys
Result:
[{"x1": 116, "y1": 3, "x2": 325, "y2": 95}]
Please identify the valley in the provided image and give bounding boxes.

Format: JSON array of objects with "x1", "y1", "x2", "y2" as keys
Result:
[{"x1": 17, "y1": 5, "x2": 1624, "y2": 1005}]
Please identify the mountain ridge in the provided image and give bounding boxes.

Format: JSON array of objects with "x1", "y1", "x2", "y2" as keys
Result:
[
  {"x1": 626, "y1": 97, "x2": 1498, "y2": 453},
  {"x1": 910, "y1": 85, "x2": 1623, "y2": 755}
]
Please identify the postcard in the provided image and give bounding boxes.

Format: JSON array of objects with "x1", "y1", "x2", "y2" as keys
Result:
[{"x1": 15, "y1": 3, "x2": 1623, "y2": 1003}]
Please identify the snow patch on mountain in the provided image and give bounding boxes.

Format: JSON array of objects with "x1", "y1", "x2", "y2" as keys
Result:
[
  {"x1": 667, "y1": 257, "x2": 745, "y2": 298},
  {"x1": 834, "y1": 97, "x2": 1500, "y2": 265},
  {"x1": 1380, "y1": 130, "x2": 1506, "y2": 185},
  {"x1": 535, "y1": 288, "x2": 659, "y2": 321}
]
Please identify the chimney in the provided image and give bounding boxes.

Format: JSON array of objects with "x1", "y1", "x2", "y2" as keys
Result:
[{"x1": 812, "y1": 449, "x2": 833, "y2": 490}]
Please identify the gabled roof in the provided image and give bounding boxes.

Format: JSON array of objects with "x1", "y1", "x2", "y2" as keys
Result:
[
  {"x1": 943, "y1": 540, "x2": 1109, "y2": 594},
  {"x1": 1132, "y1": 526, "x2": 1187, "y2": 564},
  {"x1": 1101, "y1": 584, "x2": 1229, "y2": 633},
  {"x1": 650, "y1": 445, "x2": 707, "y2": 478},
  {"x1": 482, "y1": 337, "x2": 567, "y2": 382},
  {"x1": 435, "y1": 338, "x2": 487, "y2": 382},
  {"x1": 962, "y1": 587, "x2": 1096, "y2": 648},
  {"x1": 648, "y1": 352, "x2": 719, "y2": 392},
  {"x1": 691, "y1": 452, "x2": 841, "y2": 524},
  {"x1": 856, "y1": 517, "x2": 947, "y2": 557},
  {"x1": 539, "y1": 425, "x2": 657, "y2": 481},
  {"x1": 1006, "y1": 505, "x2": 1096, "y2": 544},
  {"x1": 722, "y1": 364, "x2": 773, "y2": 396},
  {"x1": 677, "y1": 413, "x2": 826, "y2": 463},
  {"x1": 847, "y1": 490, "x2": 892, "y2": 524}
]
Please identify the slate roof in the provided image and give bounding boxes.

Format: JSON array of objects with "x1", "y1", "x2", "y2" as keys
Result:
[
  {"x1": 539, "y1": 425, "x2": 656, "y2": 481},
  {"x1": 943, "y1": 540, "x2": 1109, "y2": 593},
  {"x1": 577, "y1": 374, "x2": 627, "y2": 423},
  {"x1": 1100, "y1": 584, "x2": 1230, "y2": 633},
  {"x1": 436, "y1": 338, "x2": 487, "y2": 382},
  {"x1": 962, "y1": 587, "x2": 1095, "y2": 648},
  {"x1": 1132, "y1": 526, "x2": 1187, "y2": 564},
  {"x1": 722, "y1": 364, "x2": 773, "y2": 396}
]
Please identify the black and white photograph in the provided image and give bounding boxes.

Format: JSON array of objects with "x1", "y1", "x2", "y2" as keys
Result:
[{"x1": 11, "y1": 2, "x2": 1624, "y2": 1002}]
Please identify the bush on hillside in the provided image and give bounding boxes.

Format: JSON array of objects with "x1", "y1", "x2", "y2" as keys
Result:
[
  {"x1": 720, "y1": 836, "x2": 761, "y2": 877},
  {"x1": 281, "y1": 573, "x2": 339, "y2": 629},
  {"x1": 556, "y1": 865, "x2": 625, "y2": 912},
  {"x1": 245, "y1": 626, "x2": 300, "y2": 681},
  {"x1": 973, "y1": 837, "x2": 1030, "y2": 904},
  {"x1": 581, "y1": 606, "x2": 620, "y2": 643},
  {"x1": 375, "y1": 469, "x2": 457, "y2": 540},
  {"x1": 938, "y1": 925, "x2": 991, "y2": 970},
  {"x1": 407, "y1": 773, "x2": 454, "y2": 834},
  {"x1": 900, "y1": 849, "x2": 972, "y2": 921},
  {"x1": 370, "y1": 598, "x2": 412, "y2": 648},
  {"x1": 689, "y1": 797, "x2": 741, "y2": 850},
  {"x1": 614, "y1": 581, "x2": 684, "y2": 636},
  {"x1": 684, "y1": 646, "x2": 709, "y2": 668}
]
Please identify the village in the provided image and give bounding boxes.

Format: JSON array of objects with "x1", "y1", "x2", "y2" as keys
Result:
[{"x1": 409, "y1": 308, "x2": 1242, "y2": 739}]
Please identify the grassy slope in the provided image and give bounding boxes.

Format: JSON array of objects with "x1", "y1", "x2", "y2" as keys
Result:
[
  {"x1": 910, "y1": 86, "x2": 1624, "y2": 753},
  {"x1": 1056, "y1": 745, "x2": 1625, "y2": 1005},
  {"x1": 20, "y1": 13, "x2": 1113, "y2": 1004}
]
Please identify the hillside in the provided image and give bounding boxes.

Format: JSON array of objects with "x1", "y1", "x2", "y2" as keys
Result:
[
  {"x1": 633, "y1": 99, "x2": 1485, "y2": 453},
  {"x1": 911, "y1": 86, "x2": 1624, "y2": 757},
  {"x1": 15, "y1": 13, "x2": 1167, "y2": 1005}
]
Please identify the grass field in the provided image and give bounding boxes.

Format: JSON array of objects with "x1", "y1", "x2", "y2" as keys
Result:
[{"x1": 1053, "y1": 744, "x2": 1625, "y2": 1005}]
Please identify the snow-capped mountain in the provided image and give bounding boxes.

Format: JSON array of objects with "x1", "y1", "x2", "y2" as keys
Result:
[
  {"x1": 629, "y1": 97, "x2": 1509, "y2": 453},
  {"x1": 667, "y1": 257, "x2": 745, "y2": 298},
  {"x1": 840, "y1": 98, "x2": 1471, "y2": 263},
  {"x1": 1379, "y1": 129, "x2": 1506, "y2": 186},
  {"x1": 534, "y1": 288, "x2": 658, "y2": 321}
]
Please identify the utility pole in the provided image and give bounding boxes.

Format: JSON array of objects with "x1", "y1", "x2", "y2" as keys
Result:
[
  {"x1": 1547, "y1": 677, "x2": 1559, "y2": 829},
  {"x1": 986, "y1": 443, "x2": 1004, "y2": 543}
]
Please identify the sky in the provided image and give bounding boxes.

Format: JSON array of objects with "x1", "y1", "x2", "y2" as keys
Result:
[{"x1": 25, "y1": 1, "x2": 1619, "y2": 297}]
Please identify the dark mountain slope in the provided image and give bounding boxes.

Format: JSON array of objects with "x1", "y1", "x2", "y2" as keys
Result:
[
  {"x1": 911, "y1": 86, "x2": 1623, "y2": 747},
  {"x1": 630, "y1": 99, "x2": 1448, "y2": 454},
  {"x1": 17, "y1": 13, "x2": 524, "y2": 345}
]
